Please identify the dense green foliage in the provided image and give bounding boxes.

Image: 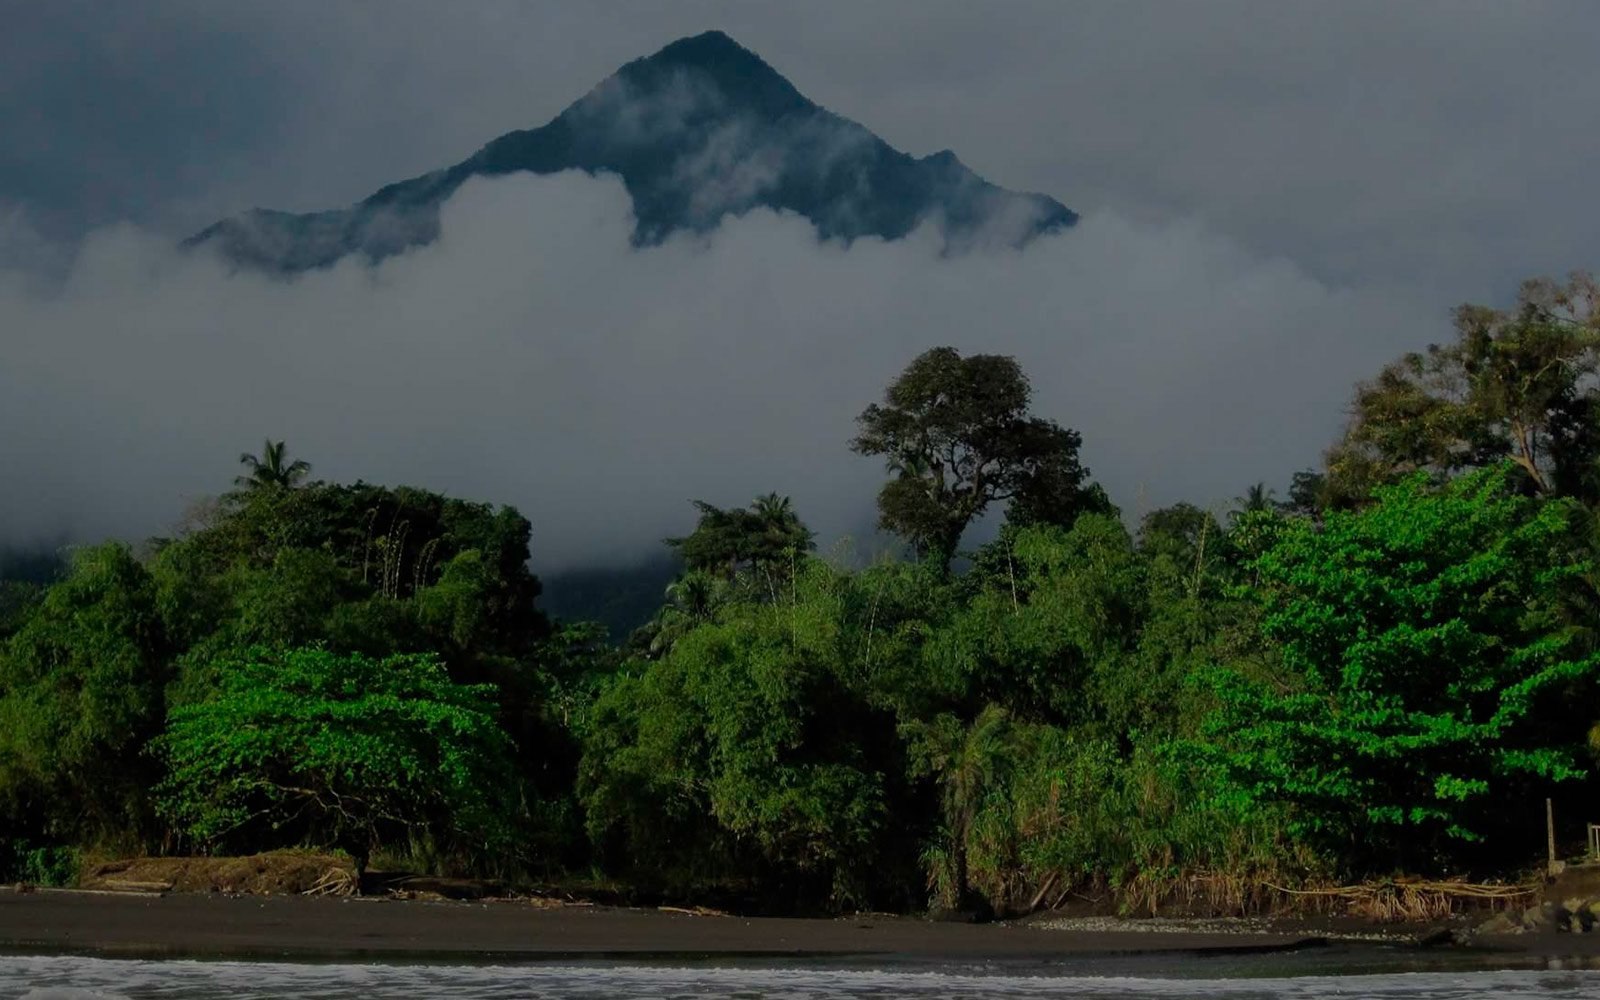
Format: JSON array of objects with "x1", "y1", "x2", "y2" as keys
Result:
[
  {"x1": 3, "y1": 275, "x2": 1599, "y2": 912},
  {"x1": 156, "y1": 647, "x2": 514, "y2": 865},
  {"x1": 0, "y1": 478, "x2": 564, "y2": 880},
  {"x1": 581, "y1": 559, "x2": 913, "y2": 908},
  {"x1": 0, "y1": 544, "x2": 169, "y2": 846},
  {"x1": 1202, "y1": 470, "x2": 1599, "y2": 866}
]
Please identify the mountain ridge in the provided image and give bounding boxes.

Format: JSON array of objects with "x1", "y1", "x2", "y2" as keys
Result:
[{"x1": 189, "y1": 30, "x2": 1076, "y2": 272}]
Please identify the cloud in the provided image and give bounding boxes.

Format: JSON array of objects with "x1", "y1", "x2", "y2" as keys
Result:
[
  {"x1": 5, "y1": 2, "x2": 1596, "y2": 302},
  {"x1": 0, "y1": 171, "x2": 1440, "y2": 570}
]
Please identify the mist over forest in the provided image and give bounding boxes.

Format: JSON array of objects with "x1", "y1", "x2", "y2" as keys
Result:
[
  {"x1": 3, "y1": 10, "x2": 1600, "y2": 922},
  {"x1": 0, "y1": 169, "x2": 1430, "y2": 574}
]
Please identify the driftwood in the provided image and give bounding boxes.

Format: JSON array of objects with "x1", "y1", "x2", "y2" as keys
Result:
[
  {"x1": 529, "y1": 897, "x2": 593, "y2": 908},
  {"x1": 657, "y1": 904, "x2": 727, "y2": 917},
  {"x1": 98, "y1": 879, "x2": 174, "y2": 894},
  {"x1": 83, "y1": 852, "x2": 358, "y2": 896},
  {"x1": 302, "y1": 867, "x2": 358, "y2": 897},
  {"x1": 1026, "y1": 872, "x2": 1059, "y2": 913},
  {"x1": 1264, "y1": 880, "x2": 1533, "y2": 922}
]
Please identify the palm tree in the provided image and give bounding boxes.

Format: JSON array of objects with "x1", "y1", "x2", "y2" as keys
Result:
[
  {"x1": 751, "y1": 491, "x2": 793, "y2": 523},
  {"x1": 235, "y1": 439, "x2": 312, "y2": 491},
  {"x1": 641, "y1": 571, "x2": 725, "y2": 657},
  {"x1": 910, "y1": 706, "x2": 1013, "y2": 909},
  {"x1": 1226, "y1": 482, "x2": 1278, "y2": 532},
  {"x1": 751, "y1": 492, "x2": 816, "y2": 555},
  {"x1": 1234, "y1": 482, "x2": 1276, "y2": 514}
]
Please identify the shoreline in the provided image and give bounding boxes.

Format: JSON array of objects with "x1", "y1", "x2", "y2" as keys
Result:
[{"x1": 2, "y1": 888, "x2": 1597, "y2": 968}]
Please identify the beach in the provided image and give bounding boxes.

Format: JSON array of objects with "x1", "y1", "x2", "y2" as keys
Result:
[
  {"x1": 1, "y1": 887, "x2": 1596, "y2": 965},
  {"x1": 0, "y1": 889, "x2": 1318, "y2": 961},
  {"x1": 9, "y1": 889, "x2": 1600, "y2": 1000}
]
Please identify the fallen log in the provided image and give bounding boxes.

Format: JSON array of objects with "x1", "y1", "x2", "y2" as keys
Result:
[{"x1": 98, "y1": 879, "x2": 173, "y2": 894}]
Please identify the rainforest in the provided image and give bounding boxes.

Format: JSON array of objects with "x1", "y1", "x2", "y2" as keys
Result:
[{"x1": 3, "y1": 273, "x2": 1599, "y2": 919}]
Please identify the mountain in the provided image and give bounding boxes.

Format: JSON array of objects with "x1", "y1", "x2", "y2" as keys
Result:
[{"x1": 188, "y1": 31, "x2": 1075, "y2": 272}]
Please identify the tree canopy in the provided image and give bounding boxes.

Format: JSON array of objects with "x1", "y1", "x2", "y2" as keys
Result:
[
  {"x1": 1325, "y1": 274, "x2": 1600, "y2": 506},
  {"x1": 666, "y1": 492, "x2": 814, "y2": 583},
  {"x1": 852, "y1": 347, "x2": 1099, "y2": 569},
  {"x1": 156, "y1": 647, "x2": 516, "y2": 864}
]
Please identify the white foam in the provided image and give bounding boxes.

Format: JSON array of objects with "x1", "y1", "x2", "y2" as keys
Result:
[{"x1": 2, "y1": 955, "x2": 1598, "y2": 999}]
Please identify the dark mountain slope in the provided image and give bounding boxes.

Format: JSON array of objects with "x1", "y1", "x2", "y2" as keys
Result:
[{"x1": 189, "y1": 31, "x2": 1075, "y2": 272}]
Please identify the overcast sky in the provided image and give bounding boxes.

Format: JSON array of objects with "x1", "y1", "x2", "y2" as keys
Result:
[{"x1": 3, "y1": 1, "x2": 1598, "y2": 567}]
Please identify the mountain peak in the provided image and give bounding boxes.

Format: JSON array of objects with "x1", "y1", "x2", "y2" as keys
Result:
[
  {"x1": 188, "y1": 32, "x2": 1075, "y2": 272},
  {"x1": 605, "y1": 29, "x2": 809, "y2": 121},
  {"x1": 648, "y1": 29, "x2": 755, "y2": 62}
]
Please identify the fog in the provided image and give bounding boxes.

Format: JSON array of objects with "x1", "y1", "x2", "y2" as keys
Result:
[
  {"x1": 6, "y1": 4, "x2": 1597, "y2": 572},
  {"x1": 0, "y1": 171, "x2": 1438, "y2": 569}
]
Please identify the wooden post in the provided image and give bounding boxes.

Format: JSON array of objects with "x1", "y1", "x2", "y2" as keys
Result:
[{"x1": 1547, "y1": 798, "x2": 1558, "y2": 876}]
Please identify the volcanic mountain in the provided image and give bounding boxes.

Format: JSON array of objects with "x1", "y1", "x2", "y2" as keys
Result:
[{"x1": 189, "y1": 31, "x2": 1075, "y2": 272}]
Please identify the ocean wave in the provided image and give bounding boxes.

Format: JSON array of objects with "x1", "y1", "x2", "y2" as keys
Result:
[{"x1": 3, "y1": 955, "x2": 1600, "y2": 999}]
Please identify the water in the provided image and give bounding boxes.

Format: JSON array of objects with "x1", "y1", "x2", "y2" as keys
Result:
[{"x1": 2, "y1": 955, "x2": 1599, "y2": 1000}]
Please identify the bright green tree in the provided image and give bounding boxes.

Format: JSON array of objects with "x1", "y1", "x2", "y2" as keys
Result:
[
  {"x1": 155, "y1": 647, "x2": 515, "y2": 867},
  {"x1": 1204, "y1": 467, "x2": 1600, "y2": 864}
]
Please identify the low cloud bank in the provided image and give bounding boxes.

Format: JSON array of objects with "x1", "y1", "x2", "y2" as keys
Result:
[{"x1": 0, "y1": 171, "x2": 1439, "y2": 569}]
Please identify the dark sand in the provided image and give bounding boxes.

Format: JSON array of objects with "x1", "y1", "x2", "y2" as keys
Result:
[
  {"x1": 0, "y1": 889, "x2": 1322, "y2": 961},
  {"x1": 0, "y1": 888, "x2": 1593, "y2": 965}
]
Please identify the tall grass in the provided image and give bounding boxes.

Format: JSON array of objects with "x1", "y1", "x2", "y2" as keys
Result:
[{"x1": 935, "y1": 725, "x2": 1323, "y2": 916}]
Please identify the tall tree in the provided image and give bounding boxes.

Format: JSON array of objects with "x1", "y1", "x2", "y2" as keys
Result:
[
  {"x1": 1324, "y1": 273, "x2": 1600, "y2": 505},
  {"x1": 635, "y1": 569, "x2": 727, "y2": 658},
  {"x1": 235, "y1": 439, "x2": 312, "y2": 491},
  {"x1": 852, "y1": 347, "x2": 1095, "y2": 570}
]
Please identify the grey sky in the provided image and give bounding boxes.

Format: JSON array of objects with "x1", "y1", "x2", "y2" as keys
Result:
[{"x1": 1, "y1": 1, "x2": 1597, "y2": 566}]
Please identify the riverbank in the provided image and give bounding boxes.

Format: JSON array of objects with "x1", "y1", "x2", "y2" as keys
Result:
[{"x1": 1, "y1": 887, "x2": 1597, "y2": 965}]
